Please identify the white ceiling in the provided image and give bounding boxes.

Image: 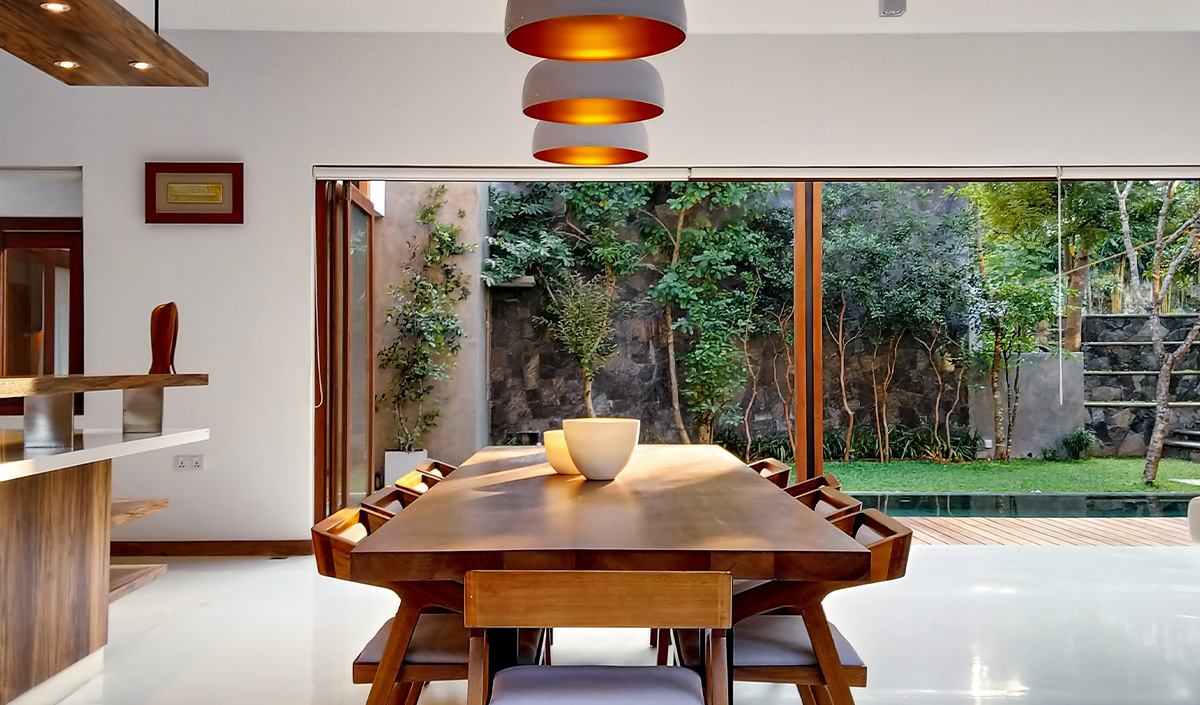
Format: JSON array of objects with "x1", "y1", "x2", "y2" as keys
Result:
[{"x1": 121, "y1": 0, "x2": 1200, "y2": 35}]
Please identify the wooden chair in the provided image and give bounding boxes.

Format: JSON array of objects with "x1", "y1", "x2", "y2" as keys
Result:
[
  {"x1": 466, "y1": 571, "x2": 732, "y2": 705},
  {"x1": 682, "y1": 509, "x2": 913, "y2": 705},
  {"x1": 749, "y1": 458, "x2": 792, "y2": 488},
  {"x1": 792, "y1": 486, "x2": 862, "y2": 522},
  {"x1": 784, "y1": 473, "x2": 841, "y2": 497},
  {"x1": 394, "y1": 470, "x2": 437, "y2": 506},
  {"x1": 312, "y1": 509, "x2": 544, "y2": 705},
  {"x1": 419, "y1": 459, "x2": 457, "y2": 478}
]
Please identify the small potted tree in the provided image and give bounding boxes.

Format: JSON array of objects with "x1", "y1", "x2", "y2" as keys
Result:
[
  {"x1": 377, "y1": 186, "x2": 474, "y2": 485},
  {"x1": 536, "y1": 273, "x2": 628, "y2": 417}
]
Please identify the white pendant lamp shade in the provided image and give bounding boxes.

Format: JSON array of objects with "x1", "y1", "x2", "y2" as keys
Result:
[
  {"x1": 506, "y1": 0, "x2": 687, "y2": 61},
  {"x1": 532, "y1": 122, "x2": 649, "y2": 165},
  {"x1": 523, "y1": 60, "x2": 664, "y2": 125}
]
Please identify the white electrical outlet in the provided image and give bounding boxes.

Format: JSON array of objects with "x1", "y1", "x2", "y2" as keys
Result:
[{"x1": 174, "y1": 455, "x2": 204, "y2": 470}]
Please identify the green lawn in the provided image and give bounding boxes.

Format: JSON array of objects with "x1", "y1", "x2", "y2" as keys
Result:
[{"x1": 826, "y1": 457, "x2": 1200, "y2": 493}]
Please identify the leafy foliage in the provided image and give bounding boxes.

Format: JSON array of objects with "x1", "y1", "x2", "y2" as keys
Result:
[
  {"x1": 377, "y1": 186, "x2": 475, "y2": 452},
  {"x1": 535, "y1": 273, "x2": 631, "y2": 416}
]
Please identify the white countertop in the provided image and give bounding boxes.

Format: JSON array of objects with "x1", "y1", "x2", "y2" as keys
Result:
[{"x1": 0, "y1": 428, "x2": 210, "y2": 484}]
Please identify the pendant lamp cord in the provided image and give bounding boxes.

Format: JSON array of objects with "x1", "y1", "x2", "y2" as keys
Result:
[
  {"x1": 1058, "y1": 167, "x2": 1065, "y2": 406},
  {"x1": 155, "y1": 0, "x2": 160, "y2": 34}
]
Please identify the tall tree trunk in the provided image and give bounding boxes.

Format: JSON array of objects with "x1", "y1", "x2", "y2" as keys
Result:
[
  {"x1": 945, "y1": 364, "x2": 965, "y2": 459},
  {"x1": 1144, "y1": 363, "x2": 1174, "y2": 485},
  {"x1": 990, "y1": 333, "x2": 1008, "y2": 461},
  {"x1": 880, "y1": 336, "x2": 901, "y2": 463},
  {"x1": 583, "y1": 378, "x2": 596, "y2": 418},
  {"x1": 1004, "y1": 360, "x2": 1021, "y2": 461},
  {"x1": 1064, "y1": 246, "x2": 1092, "y2": 352},
  {"x1": 871, "y1": 343, "x2": 884, "y2": 462},
  {"x1": 826, "y1": 295, "x2": 855, "y2": 462},
  {"x1": 698, "y1": 413, "x2": 715, "y2": 445},
  {"x1": 664, "y1": 307, "x2": 691, "y2": 443},
  {"x1": 741, "y1": 339, "x2": 758, "y2": 462}
]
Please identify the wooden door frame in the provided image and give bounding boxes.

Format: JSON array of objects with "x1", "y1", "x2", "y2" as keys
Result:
[{"x1": 794, "y1": 183, "x2": 823, "y2": 481}]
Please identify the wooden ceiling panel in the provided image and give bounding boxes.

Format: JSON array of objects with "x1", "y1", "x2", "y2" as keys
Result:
[{"x1": 0, "y1": 0, "x2": 207, "y2": 87}]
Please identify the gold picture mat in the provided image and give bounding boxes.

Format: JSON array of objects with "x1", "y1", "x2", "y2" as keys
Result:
[{"x1": 154, "y1": 172, "x2": 235, "y2": 214}]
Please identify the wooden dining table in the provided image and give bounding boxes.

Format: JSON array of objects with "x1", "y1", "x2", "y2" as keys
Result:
[{"x1": 350, "y1": 444, "x2": 872, "y2": 705}]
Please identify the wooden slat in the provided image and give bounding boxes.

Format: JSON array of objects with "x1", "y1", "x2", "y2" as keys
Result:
[
  {"x1": 110, "y1": 498, "x2": 168, "y2": 527},
  {"x1": 465, "y1": 571, "x2": 732, "y2": 629},
  {"x1": 108, "y1": 564, "x2": 166, "y2": 602},
  {"x1": 899, "y1": 517, "x2": 1193, "y2": 547},
  {"x1": 0, "y1": 0, "x2": 207, "y2": 87},
  {"x1": 0, "y1": 374, "x2": 208, "y2": 398}
]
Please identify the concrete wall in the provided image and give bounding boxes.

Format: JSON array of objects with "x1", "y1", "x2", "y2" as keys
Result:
[
  {"x1": 2, "y1": 30, "x2": 1200, "y2": 539},
  {"x1": 970, "y1": 354, "x2": 1090, "y2": 460},
  {"x1": 372, "y1": 182, "x2": 488, "y2": 468}
]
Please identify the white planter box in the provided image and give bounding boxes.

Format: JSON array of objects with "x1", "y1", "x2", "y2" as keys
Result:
[
  {"x1": 1190, "y1": 496, "x2": 1200, "y2": 545},
  {"x1": 384, "y1": 449, "x2": 429, "y2": 487}
]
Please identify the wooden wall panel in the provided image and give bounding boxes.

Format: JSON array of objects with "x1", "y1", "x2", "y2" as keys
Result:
[{"x1": 0, "y1": 461, "x2": 111, "y2": 705}]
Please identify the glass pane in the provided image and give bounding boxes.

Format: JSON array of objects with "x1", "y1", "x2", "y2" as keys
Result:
[
  {"x1": 2, "y1": 248, "x2": 70, "y2": 376},
  {"x1": 347, "y1": 205, "x2": 372, "y2": 498}
]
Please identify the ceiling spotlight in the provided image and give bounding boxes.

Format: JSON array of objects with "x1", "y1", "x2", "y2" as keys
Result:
[
  {"x1": 880, "y1": 0, "x2": 906, "y2": 17},
  {"x1": 40, "y1": 2, "x2": 71, "y2": 12},
  {"x1": 524, "y1": 60, "x2": 664, "y2": 126},
  {"x1": 506, "y1": 0, "x2": 687, "y2": 62},
  {"x1": 129, "y1": 61, "x2": 153, "y2": 70},
  {"x1": 53, "y1": 60, "x2": 80, "y2": 69},
  {"x1": 532, "y1": 122, "x2": 649, "y2": 165}
]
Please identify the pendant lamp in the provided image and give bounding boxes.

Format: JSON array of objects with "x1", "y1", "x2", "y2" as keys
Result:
[
  {"x1": 523, "y1": 60, "x2": 664, "y2": 125},
  {"x1": 532, "y1": 122, "x2": 649, "y2": 165},
  {"x1": 506, "y1": 0, "x2": 687, "y2": 62}
]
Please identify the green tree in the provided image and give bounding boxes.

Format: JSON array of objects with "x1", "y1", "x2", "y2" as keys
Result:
[
  {"x1": 536, "y1": 273, "x2": 629, "y2": 417},
  {"x1": 1112, "y1": 180, "x2": 1200, "y2": 483}
]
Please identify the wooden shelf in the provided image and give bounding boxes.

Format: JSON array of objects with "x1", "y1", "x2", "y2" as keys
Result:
[
  {"x1": 111, "y1": 498, "x2": 168, "y2": 527},
  {"x1": 0, "y1": 428, "x2": 210, "y2": 484},
  {"x1": 109, "y1": 564, "x2": 167, "y2": 603},
  {"x1": 0, "y1": 374, "x2": 208, "y2": 399}
]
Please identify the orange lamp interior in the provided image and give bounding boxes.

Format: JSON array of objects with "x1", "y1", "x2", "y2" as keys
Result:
[
  {"x1": 534, "y1": 145, "x2": 649, "y2": 166},
  {"x1": 507, "y1": 15, "x2": 686, "y2": 61},
  {"x1": 525, "y1": 97, "x2": 663, "y2": 126}
]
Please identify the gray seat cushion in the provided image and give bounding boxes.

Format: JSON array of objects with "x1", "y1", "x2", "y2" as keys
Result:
[
  {"x1": 357, "y1": 616, "x2": 543, "y2": 669},
  {"x1": 733, "y1": 615, "x2": 864, "y2": 668},
  {"x1": 490, "y1": 666, "x2": 705, "y2": 705}
]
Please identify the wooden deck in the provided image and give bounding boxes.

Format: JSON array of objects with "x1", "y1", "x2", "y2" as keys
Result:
[{"x1": 901, "y1": 516, "x2": 1195, "y2": 547}]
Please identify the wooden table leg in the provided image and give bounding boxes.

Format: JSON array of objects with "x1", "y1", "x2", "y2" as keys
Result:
[
  {"x1": 365, "y1": 604, "x2": 420, "y2": 705},
  {"x1": 800, "y1": 604, "x2": 855, "y2": 705}
]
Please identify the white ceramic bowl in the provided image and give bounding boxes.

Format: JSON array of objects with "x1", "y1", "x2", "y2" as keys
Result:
[
  {"x1": 543, "y1": 430, "x2": 580, "y2": 476},
  {"x1": 563, "y1": 418, "x2": 641, "y2": 481}
]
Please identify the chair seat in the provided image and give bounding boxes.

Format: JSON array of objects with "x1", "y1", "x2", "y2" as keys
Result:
[
  {"x1": 490, "y1": 666, "x2": 705, "y2": 705},
  {"x1": 354, "y1": 616, "x2": 543, "y2": 682},
  {"x1": 732, "y1": 615, "x2": 864, "y2": 668}
]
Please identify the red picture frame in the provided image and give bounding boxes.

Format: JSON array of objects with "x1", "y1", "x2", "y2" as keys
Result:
[{"x1": 145, "y1": 162, "x2": 244, "y2": 224}]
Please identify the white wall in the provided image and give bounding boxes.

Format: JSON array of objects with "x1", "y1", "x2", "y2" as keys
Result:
[
  {"x1": 0, "y1": 30, "x2": 1198, "y2": 540},
  {"x1": 0, "y1": 170, "x2": 83, "y2": 217}
]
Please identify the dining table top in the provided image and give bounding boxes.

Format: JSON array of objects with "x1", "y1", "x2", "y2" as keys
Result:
[{"x1": 350, "y1": 444, "x2": 871, "y2": 584}]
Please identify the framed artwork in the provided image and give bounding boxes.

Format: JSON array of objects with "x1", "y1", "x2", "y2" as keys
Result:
[{"x1": 145, "y1": 162, "x2": 243, "y2": 224}]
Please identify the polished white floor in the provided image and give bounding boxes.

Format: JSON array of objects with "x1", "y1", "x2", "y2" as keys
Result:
[{"x1": 64, "y1": 548, "x2": 1200, "y2": 705}]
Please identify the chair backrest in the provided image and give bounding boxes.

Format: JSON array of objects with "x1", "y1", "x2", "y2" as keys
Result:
[
  {"x1": 360, "y1": 486, "x2": 408, "y2": 532},
  {"x1": 831, "y1": 509, "x2": 913, "y2": 583},
  {"x1": 795, "y1": 486, "x2": 862, "y2": 521},
  {"x1": 394, "y1": 470, "x2": 435, "y2": 505},
  {"x1": 749, "y1": 458, "x2": 791, "y2": 488},
  {"x1": 419, "y1": 458, "x2": 457, "y2": 478},
  {"x1": 784, "y1": 472, "x2": 841, "y2": 497},
  {"x1": 465, "y1": 571, "x2": 732, "y2": 630},
  {"x1": 312, "y1": 507, "x2": 371, "y2": 581}
]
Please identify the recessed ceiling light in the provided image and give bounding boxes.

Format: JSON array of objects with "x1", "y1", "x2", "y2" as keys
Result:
[
  {"x1": 880, "y1": 0, "x2": 906, "y2": 17},
  {"x1": 129, "y1": 61, "x2": 153, "y2": 70},
  {"x1": 54, "y1": 60, "x2": 80, "y2": 69},
  {"x1": 40, "y1": 2, "x2": 71, "y2": 12}
]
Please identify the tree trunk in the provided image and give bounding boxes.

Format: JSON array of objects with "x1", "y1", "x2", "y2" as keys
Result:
[
  {"x1": 664, "y1": 306, "x2": 691, "y2": 443},
  {"x1": 1004, "y1": 361, "x2": 1021, "y2": 461},
  {"x1": 870, "y1": 343, "x2": 884, "y2": 462},
  {"x1": 990, "y1": 333, "x2": 1008, "y2": 461},
  {"x1": 583, "y1": 377, "x2": 596, "y2": 418},
  {"x1": 741, "y1": 339, "x2": 758, "y2": 462},
  {"x1": 698, "y1": 413, "x2": 715, "y2": 445},
  {"x1": 1064, "y1": 246, "x2": 1092, "y2": 352},
  {"x1": 1144, "y1": 363, "x2": 1174, "y2": 484}
]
